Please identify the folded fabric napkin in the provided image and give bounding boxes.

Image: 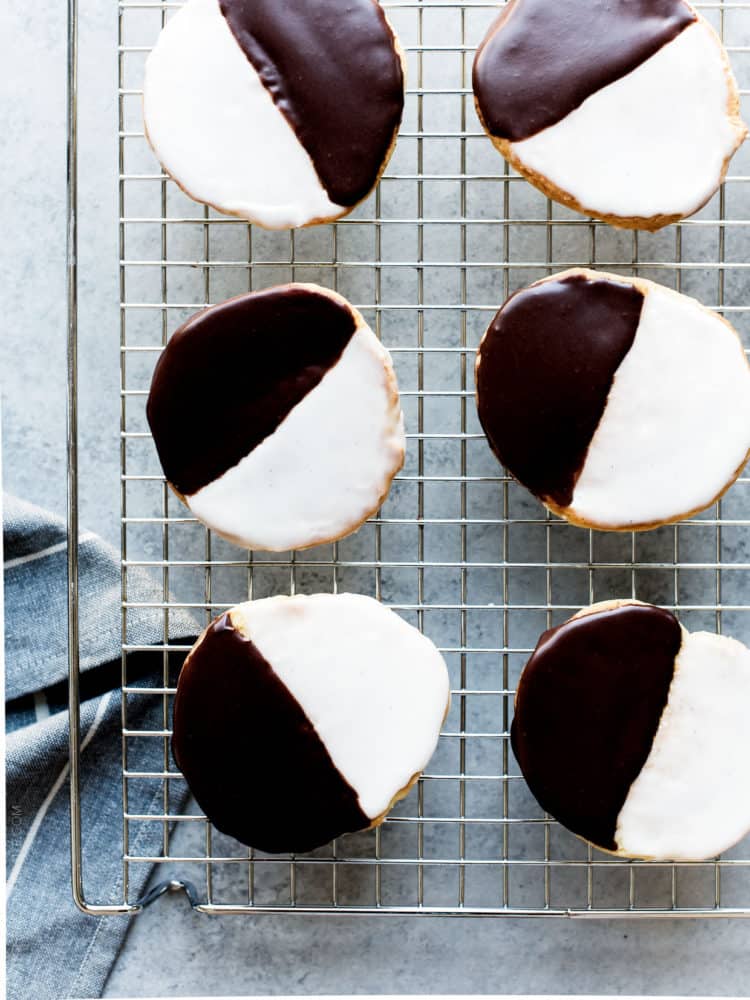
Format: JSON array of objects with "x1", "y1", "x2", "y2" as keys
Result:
[{"x1": 5, "y1": 496, "x2": 197, "y2": 1000}]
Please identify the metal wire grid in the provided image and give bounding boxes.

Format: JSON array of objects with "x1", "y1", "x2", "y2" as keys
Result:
[{"x1": 67, "y1": 0, "x2": 750, "y2": 915}]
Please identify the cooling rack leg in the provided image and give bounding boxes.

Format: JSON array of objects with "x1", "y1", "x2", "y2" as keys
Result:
[{"x1": 134, "y1": 878, "x2": 201, "y2": 912}]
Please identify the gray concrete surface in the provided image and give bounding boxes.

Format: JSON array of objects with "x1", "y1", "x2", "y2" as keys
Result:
[{"x1": 5, "y1": 0, "x2": 750, "y2": 995}]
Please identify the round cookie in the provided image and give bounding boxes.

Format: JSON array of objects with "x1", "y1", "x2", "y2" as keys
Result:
[
  {"x1": 475, "y1": 268, "x2": 750, "y2": 531},
  {"x1": 172, "y1": 593, "x2": 451, "y2": 854},
  {"x1": 512, "y1": 600, "x2": 750, "y2": 860},
  {"x1": 146, "y1": 283, "x2": 405, "y2": 551},
  {"x1": 472, "y1": 0, "x2": 747, "y2": 230},
  {"x1": 143, "y1": 0, "x2": 405, "y2": 229}
]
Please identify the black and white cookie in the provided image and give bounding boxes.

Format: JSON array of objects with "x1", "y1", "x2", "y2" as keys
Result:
[
  {"x1": 475, "y1": 269, "x2": 750, "y2": 531},
  {"x1": 473, "y1": 0, "x2": 747, "y2": 230},
  {"x1": 512, "y1": 600, "x2": 750, "y2": 860},
  {"x1": 172, "y1": 594, "x2": 451, "y2": 854},
  {"x1": 143, "y1": 0, "x2": 405, "y2": 229},
  {"x1": 146, "y1": 284, "x2": 405, "y2": 551}
]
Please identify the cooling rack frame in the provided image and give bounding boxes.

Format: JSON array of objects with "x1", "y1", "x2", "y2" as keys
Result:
[{"x1": 68, "y1": 0, "x2": 750, "y2": 917}]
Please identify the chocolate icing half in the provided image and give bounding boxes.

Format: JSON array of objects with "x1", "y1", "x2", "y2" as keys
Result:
[
  {"x1": 172, "y1": 613, "x2": 370, "y2": 854},
  {"x1": 146, "y1": 286, "x2": 356, "y2": 497},
  {"x1": 475, "y1": 274, "x2": 643, "y2": 509},
  {"x1": 219, "y1": 0, "x2": 404, "y2": 207},
  {"x1": 511, "y1": 604, "x2": 682, "y2": 851},
  {"x1": 473, "y1": 0, "x2": 696, "y2": 142}
]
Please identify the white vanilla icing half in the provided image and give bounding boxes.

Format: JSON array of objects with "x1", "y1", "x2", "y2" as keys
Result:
[
  {"x1": 232, "y1": 593, "x2": 451, "y2": 820},
  {"x1": 616, "y1": 630, "x2": 750, "y2": 860},
  {"x1": 570, "y1": 282, "x2": 750, "y2": 528},
  {"x1": 143, "y1": 0, "x2": 343, "y2": 228},
  {"x1": 511, "y1": 20, "x2": 744, "y2": 222},
  {"x1": 186, "y1": 320, "x2": 405, "y2": 551}
]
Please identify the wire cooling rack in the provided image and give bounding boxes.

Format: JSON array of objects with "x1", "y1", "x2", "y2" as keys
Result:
[{"x1": 67, "y1": 0, "x2": 750, "y2": 916}]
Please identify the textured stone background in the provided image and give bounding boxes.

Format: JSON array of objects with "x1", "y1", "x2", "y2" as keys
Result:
[{"x1": 4, "y1": 0, "x2": 750, "y2": 994}]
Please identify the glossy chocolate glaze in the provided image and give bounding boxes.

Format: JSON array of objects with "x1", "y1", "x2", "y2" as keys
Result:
[
  {"x1": 219, "y1": 0, "x2": 404, "y2": 207},
  {"x1": 475, "y1": 274, "x2": 643, "y2": 509},
  {"x1": 511, "y1": 604, "x2": 682, "y2": 851},
  {"x1": 146, "y1": 286, "x2": 356, "y2": 497},
  {"x1": 172, "y1": 613, "x2": 370, "y2": 854},
  {"x1": 473, "y1": 0, "x2": 696, "y2": 142}
]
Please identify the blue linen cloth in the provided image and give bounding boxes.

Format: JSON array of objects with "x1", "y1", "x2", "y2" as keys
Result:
[{"x1": 6, "y1": 495, "x2": 197, "y2": 1000}]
